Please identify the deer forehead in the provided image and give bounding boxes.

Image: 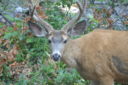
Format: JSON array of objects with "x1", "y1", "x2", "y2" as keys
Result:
[{"x1": 48, "y1": 30, "x2": 68, "y2": 42}]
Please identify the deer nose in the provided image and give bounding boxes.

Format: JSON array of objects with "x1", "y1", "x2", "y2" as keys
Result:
[{"x1": 52, "y1": 53, "x2": 60, "y2": 61}]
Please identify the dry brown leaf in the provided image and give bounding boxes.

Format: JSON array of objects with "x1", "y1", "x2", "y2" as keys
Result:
[
  {"x1": 36, "y1": 6, "x2": 48, "y2": 19},
  {"x1": 123, "y1": 21, "x2": 128, "y2": 25},
  {"x1": 107, "y1": 18, "x2": 114, "y2": 25}
]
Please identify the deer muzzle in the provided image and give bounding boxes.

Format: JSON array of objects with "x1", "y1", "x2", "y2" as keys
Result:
[{"x1": 52, "y1": 53, "x2": 61, "y2": 61}]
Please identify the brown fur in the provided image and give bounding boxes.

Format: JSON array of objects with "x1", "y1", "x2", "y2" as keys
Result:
[{"x1": 62, "y1": 29, "x2": 128, "y2": 85}]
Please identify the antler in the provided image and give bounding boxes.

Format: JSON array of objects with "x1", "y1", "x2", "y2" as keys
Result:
[
  {"x1": 62, "y1": 0, "x2": 87, "y2": 32},
  {"x1": 32, "y1": 11, "x2": 54, "y2": 32},
  {"x1": 28, "y1": 0, "x2": 54, "y2": 33}
]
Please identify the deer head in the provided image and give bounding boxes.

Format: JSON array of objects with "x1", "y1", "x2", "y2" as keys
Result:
[{"x1": 28, "y1": 0, "x2": 87, "y2": 61}]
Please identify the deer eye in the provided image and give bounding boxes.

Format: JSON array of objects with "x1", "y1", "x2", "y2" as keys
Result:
[
  {"x1": 48, "y1": 40, "x2": 51, "y2": 43},
  {"x1": 63, "y1": 40, "x2": 67, "y2": 43}
]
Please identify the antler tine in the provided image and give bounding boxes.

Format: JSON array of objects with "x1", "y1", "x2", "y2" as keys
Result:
[
  {"x1": 29, "y1": 0, "x2": 54, "y2": 33},
  {"x1": 62, "y1": 0, "x2": 87, "y2": 32},
  {"x1": 82, "y1": 0, "x2": 87, "y2": 15},
  {"x1": 33, "y1": 10, "x2": 54, "y2": 32}
]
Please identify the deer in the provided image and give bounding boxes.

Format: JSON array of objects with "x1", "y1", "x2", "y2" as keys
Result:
[{"x1": 27, "y1": 0, "x2": 128, "y2": 85}]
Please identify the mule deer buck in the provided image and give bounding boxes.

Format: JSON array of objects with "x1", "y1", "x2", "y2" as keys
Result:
[{"x1": 27, "y1": 0, "x2": 128, "y2": 85}]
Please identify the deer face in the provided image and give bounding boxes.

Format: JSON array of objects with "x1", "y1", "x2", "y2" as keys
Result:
[
  {"x1": 48, "y1": 30, "x2": 68, "y2": 61},
  {"x1": 28, "y1": 19, "x2": 86, "y2": 61},
  {"x1": 28, "y1": 0, "x2": 87, "y2": 61}
]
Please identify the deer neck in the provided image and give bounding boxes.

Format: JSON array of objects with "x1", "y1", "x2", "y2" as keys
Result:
[{"x1": 61, "y1": 39, "x2": 82, "y2": 68}]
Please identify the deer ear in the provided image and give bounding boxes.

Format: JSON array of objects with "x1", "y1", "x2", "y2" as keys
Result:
[
  {"x1": 67, "y1": 20, "x2": 86, "y2": 37},
  {"x1": 28, "y1": 21, "x2": 48, "y2": 37}
]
